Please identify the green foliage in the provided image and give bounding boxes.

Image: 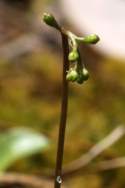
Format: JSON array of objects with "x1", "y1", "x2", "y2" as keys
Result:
[{"x1": 0, "y1": 128, "x2": 49, "y2": 171}]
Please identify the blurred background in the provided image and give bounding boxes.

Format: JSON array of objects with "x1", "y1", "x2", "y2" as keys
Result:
[{"x1": 0, "y1": 0, "x2": 125, "y2": 188}]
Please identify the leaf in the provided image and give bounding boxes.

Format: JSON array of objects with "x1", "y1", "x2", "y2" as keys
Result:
[{"x1": 0, "y1": 128, "x2": 49, "y2": 171}]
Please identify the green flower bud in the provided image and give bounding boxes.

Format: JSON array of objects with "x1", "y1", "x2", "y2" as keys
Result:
[
  {"x1": 68, "y1": 50, "x2": 79, "y2": 62},
  {"x1": 42, "y1": 13, "x2": 59, "y2": 29},
  {"x1": 76, "y1": 73, "x2": 84, "y2": 84},
  {"x1": 66, "y1": 69, "x2": 79, "y2": 82},
  {"x1": 82, "y1": 68, "x2": 89, "y2": 81},
  {"x1": 83, "y1": 34, "x2": 100, "y2": 44},
  {"x1": 76, "y1": 68, "x2": 89, "y2": 84}
]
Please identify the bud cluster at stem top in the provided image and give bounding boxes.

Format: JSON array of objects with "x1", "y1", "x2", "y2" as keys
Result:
[{"x1": 42, "y1": 12, "x2": 100, "y2": 86}]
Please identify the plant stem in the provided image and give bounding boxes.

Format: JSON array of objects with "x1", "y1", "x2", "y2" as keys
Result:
[{"x1": 54, "y1": 33, "x2": 69, "y2": 188}]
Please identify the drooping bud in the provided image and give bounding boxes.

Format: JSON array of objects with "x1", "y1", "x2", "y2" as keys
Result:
[
  {"x1": 42, "y1": 13, "x2": 60, "y2": 29},
  {"x1": 66, "y1": 69, "x2": 79, "y2": 82},
  {"x1": 83, "y1": 34, "x2": 100, "y2": 44},
  {"x1": 76, "y1": 68, "x2": 89, "y2": 84},
  {"x1": 68, "y1": 50, "x2": 79, "y2": 62},
  {"x1": 76, "y1": 73, "x2": 84, "y2": 84}
]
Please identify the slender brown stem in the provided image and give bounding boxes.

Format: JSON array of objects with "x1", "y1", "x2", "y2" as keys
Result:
[{"x1": 54, "y1": 33, "x2": 69, "y2": 188}]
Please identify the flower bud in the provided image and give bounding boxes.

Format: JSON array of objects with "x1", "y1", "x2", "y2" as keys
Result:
[
  {"x1": 42, "y1": 13, "x2": 59, "y2": 29},
  {"x1": 76, "y1": 68, "x2": 89, "y2": 84},
  {"x1": 82, "y1": 68, "x2": 89, "y2": 81},
  {"x1": 76, "y1": 73, "x2": 84, "y2": 84},
  {"x1": 66, "y1": 69, "x2": 79, "y2": 82},
  {"x1": 68, "y1": 50, "x2": 79, "y2": 62},
  {"x1": 83, "y1": 34, "x2": 100, "y2": 44}
]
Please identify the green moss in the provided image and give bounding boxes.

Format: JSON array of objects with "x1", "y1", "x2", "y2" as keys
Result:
[{"x1": 0, "y1": 53, "x2": 125, "y2": 187}]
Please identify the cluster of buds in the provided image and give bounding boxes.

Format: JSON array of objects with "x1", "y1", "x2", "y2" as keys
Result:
[
  {"x1": 66, "y1": 31, "x2": 99, "y2": 84},
  {"x1": 66, "y1": 67, "x2": 89, "y2": 84},
  {"x1": 42, "y1": 13, "x2": 100, "y2": 85}
]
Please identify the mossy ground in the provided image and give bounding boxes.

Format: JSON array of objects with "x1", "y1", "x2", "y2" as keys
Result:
[{"x1": 0, "y1": 50, "x2": 125, "y2": 187}]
